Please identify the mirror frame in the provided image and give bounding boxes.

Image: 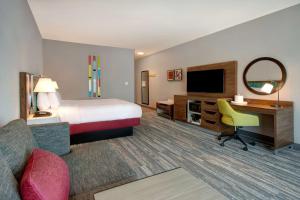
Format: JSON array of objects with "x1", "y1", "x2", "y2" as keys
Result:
[{"x1": 243, "y1": 57, "x2": 287, "y2": 95}]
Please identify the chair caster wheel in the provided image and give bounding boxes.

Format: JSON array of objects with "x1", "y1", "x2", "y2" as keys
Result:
[
  {"x1": 217, "y1": 136, "x2": 222, "y2": 140},
  {"x1": 242, "y1": 147, "x2": 248, "y2": 151},
  {"x1": 249, "y1": 142, "x2": 256, "y2": 146},
  {"x1": 220, "y1": 143, "x2": 225, "y2": 147}
]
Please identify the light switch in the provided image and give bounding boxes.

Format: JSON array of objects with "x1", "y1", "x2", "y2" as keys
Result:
[{"x1": 124, "y1": 81, "x2": 129, "y2": 86}]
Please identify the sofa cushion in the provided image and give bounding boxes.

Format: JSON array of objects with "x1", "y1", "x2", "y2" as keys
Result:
[
  {"x1": 20, "y1": 149, "x2": 70, "y2": 200},
  {"x1": 62, "y1": 140, "x2": 136, "y2": 197},
  {"x1": 0, "y1": 153, "x2": 21, "y2": 200},
  {"x1": 30, "y1": 122, "x2": 70, "y2": 156},
  {"x1": 0, "y1": 119, "x2": 37, "y2": 179}
]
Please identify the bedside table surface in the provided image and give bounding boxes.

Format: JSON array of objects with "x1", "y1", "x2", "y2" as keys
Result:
[{"x1": 27, "y1": 113, "x2": 61, "y2": 125}]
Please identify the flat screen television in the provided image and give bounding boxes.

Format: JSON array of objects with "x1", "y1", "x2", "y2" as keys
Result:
[{"x1": 187, "y1": 69, "x2": 224, "y2": 93}]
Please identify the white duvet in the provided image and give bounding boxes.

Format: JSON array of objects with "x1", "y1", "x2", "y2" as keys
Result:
[{"x1": 58, "y1": 99, "x2": 142, "y2": 124}]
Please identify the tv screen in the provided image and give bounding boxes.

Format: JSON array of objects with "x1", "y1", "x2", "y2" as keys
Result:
[{"x1": 187, "y1": 69, "x2": 224, "y2": 93}]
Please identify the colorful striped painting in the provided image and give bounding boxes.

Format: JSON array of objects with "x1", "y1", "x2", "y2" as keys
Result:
[
  {"x1": 88, "y1": 55, "x2": 102, "y2": 98},
  {"x1": 88, "y1": 56, "x2": 92, "y2": 97},
  {"x1": 97, "y1": 56, "x2": 101, "y2": 97},
  {"x1": 92, "y1": 56, "x2": 97, "y2": 97}
]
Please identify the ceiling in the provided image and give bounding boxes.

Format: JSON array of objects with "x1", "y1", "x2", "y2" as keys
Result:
[{"x1": 28, "y1": 0, "x2": 300, "y2": 58}]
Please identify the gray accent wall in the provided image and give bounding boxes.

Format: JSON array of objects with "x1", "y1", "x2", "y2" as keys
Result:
[
  {"x1": 135, "y1": 5, "x2": 300, "y2": 143},
  {"x1": 0, "y1": 0, "x2": 43, "y2": 125},
  {"x1": 43, "y1": 40, "x2": 135, "y2": 102}
]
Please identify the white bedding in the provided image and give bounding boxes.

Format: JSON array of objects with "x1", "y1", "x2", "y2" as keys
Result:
[{"x1": 58, "y1": 99, "x2": 142, "y2": 124}]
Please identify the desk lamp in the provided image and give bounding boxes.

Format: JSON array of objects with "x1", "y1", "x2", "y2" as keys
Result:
[{"x1": 261, "y1": 82, "x2": 281, "y2": 108}]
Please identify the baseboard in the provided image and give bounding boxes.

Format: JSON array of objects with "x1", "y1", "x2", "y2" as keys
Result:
[{"x1": 293, "y1": 143, "x2": 300, "y2": 150}]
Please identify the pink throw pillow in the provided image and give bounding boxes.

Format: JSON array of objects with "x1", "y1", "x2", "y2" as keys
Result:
[{"x1": 20, "y1": 149, "x2": 70, "y2": 200}]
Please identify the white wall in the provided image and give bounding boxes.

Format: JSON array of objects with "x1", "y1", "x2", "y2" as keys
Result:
[
  {"x1": 135, "y1": 5, "x2": 300, "y2": 143},
  {"x1": 0, "y1": 0, "x2": 43, "y2": 125},
  {"x1": 43, "y1": 39, "x2": 135, "y2": 102}
]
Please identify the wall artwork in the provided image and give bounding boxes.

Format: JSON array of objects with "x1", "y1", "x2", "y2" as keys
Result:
[
  {"x1": 167, "y1": 70, "x2": 175, "y2": 81},
  {"x1": 174, "y1": 69, "x2": 183, "y2": 81},
  {"x1": 167, "y1": 69, "x2": 182, "y2": 81},
  {"x1": 88, "y1": 55, "x2": 101, "y2": 97}
]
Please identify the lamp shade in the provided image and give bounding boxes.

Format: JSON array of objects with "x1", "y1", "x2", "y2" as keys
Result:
[
  {"x1": 52, "y1": 81, "x2": 59, "y2": 90},
  {"x1": 34, "y1": 78, "x2": 56, "y2": 93},
  {"x1": 260, "y1": 83, "x2": 274, "y2": 94}
]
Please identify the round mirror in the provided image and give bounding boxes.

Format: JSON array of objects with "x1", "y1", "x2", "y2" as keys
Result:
[{"x1": 243, "y1": 57, "x2": 286, "y2": 95}]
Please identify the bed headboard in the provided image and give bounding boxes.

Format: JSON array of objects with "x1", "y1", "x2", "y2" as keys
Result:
[{"x1": 19, "y1": 72, "x2": 40, "y2": 120}]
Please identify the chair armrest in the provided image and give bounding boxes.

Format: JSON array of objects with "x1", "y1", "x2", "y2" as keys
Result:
[{"x1": 30, "y1": 122, "x2": 70, "y2": 156}]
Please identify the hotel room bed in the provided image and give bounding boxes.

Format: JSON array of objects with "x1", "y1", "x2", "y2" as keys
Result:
[
  {"x1": 19, "y1": 72, "x2": 142, "y2": 144},
  {"x1": 57, "y1": 98, "x2": 142, "y2": 144}
]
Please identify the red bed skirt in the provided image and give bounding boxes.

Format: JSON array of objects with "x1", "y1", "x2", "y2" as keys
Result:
[{"x1": 70, "y1": 118, "x2": 140, "y2": 135}]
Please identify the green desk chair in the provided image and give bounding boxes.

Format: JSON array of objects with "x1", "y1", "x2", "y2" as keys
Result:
[{"x1": 217, "y1": 99, "x2": 259, "y2": 151}]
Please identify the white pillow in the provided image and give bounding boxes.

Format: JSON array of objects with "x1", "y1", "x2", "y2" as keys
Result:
[{"x1": 48, "y1": 92, "x2": 61, "y2": 109}]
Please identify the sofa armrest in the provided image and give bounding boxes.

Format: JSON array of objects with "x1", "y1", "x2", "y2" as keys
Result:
[{"x1": 30, "y1": 122, "x2": 70, "y2": 156}]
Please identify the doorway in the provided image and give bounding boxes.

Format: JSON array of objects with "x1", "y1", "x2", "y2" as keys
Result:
[{"x1": 141, "y1": 70, "x2": 149, "y2": 105}]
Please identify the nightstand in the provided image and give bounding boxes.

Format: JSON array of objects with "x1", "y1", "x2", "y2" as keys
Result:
[{"x1": 26, "y1": 113, "x2": 60, "y2": 125}]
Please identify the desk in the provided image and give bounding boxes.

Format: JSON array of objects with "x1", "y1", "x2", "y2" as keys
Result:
[{"x1": 231, "y1": 99, "x2": 294, "y2": 152}]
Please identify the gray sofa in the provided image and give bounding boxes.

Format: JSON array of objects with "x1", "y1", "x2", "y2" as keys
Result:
[{"x1": 0, "y1": 119, "x2": 136, "y2": 200}]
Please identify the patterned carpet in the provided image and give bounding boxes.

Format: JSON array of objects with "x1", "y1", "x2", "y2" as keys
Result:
[{"x1": 106, "y1": 108, "x2": 300, "y2": 200}]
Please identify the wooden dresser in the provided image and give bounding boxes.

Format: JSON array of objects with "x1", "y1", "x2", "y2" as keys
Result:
[
  {"x1": 174, "y1": 61, "x2": 237, "y2": 132},
  {"x1": 200, "y1": 99, "x2": 224, "y2": 132},
  {"x1": 174, "y1": 95, "x2": 232, "y2": 132}
]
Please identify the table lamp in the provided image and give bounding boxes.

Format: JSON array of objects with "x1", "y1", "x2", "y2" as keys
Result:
[
  {"x1": 48, "y1": 81, "x2": 60, "y2": 109},
  {"x1": 52, "y1": 81, "x2": 59, "y2": 90},
  {"x1": 34, "y1": 78, "x2": 56, "y2": 116},
  {"x1": 261, "y1": 82, "x2": 281, "y2": 108}
]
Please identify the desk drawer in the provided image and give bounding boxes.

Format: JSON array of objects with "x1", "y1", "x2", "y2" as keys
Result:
[
  {"x1": 202, "y1": 101, "x2": 218, "y2": 111},
  {"x1": 201, "y1": 119, "x2": 220, "y2": 132},
  {"x1": 202, "y1": 110, "x2": 220, "y2": 121}
]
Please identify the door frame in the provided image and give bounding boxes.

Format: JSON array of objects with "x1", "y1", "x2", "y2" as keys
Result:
[{"x1": 141, "y1": 70, "x2": 149, "y2": 105}]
